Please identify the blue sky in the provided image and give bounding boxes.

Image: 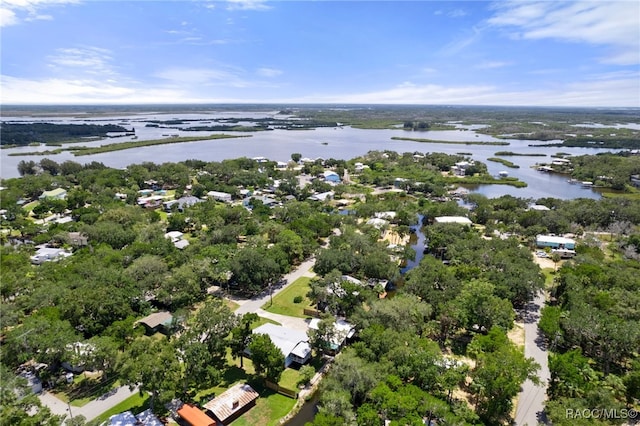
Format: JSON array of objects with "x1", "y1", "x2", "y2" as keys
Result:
[{"x1": 1, "y1": 0, "x2": 639, "y2": 106}]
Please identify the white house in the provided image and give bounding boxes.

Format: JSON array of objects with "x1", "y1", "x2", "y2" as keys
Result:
[
  {"x1": 434, "y1": 216, "x2": 473, "y2": 225},
  {"x1": 309, "y1": 318, "x2": 356, "y2": 353},
  {"x1": 207, "y1": 191, "x2": 233, "y2": 203},
  {"x1": 30, "y1": 246, "x2": 72, "y2": 265},
  {"x1": 251, "y1": 324, "x2": 311, "y2": 367}
]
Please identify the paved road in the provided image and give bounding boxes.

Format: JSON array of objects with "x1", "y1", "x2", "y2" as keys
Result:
[
  {"x1": 515, "y1": 290, "x2": 551, "y2": 426},
  {"x1": 39, "y1": 385, "x2": 139, "y2": 423},
  {"x1": 234, "y1": 257, "x2": 317, "y2": 319}
]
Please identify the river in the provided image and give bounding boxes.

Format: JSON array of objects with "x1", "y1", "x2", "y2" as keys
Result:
[{"x1": 0, "y1": 112, "x2": 619, "y2": 200}]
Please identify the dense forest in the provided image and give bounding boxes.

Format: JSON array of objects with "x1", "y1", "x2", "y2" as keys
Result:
[
  {"x1": 0, "y1": 151, "x2": 638, "y2": 425},
  {"x1": 0, "y1": 123, "x2": 130, "y2": 146}
]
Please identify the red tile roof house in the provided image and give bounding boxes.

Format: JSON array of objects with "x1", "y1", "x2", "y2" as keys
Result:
[
  {"x1": 203, "y1": 383, "x2": 259, "y2": 425},
  {"x1": 177, "y1": 403, "x2": 216, "y2": 426}
]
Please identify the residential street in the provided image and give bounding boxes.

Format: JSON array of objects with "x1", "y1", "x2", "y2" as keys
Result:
[
  {"x1": 39, "y1": 385, "x2": 139, "y2": 423},
  {"x1": 514, "y1": 290, "x2": 551, "y2": 426},
  {"x1": 233, "y1": 257, "x2": 317, "y2": 319}
]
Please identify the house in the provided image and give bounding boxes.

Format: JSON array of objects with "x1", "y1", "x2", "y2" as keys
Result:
[
  {"x1": 177, "y1": 403, "x2": 216, "y2": 426},
  {"x1": 30, "y1": 246, "x2": 72, "y2": 264},
  {"x1": 107, "y1": 411, "x2": 138, "y2": 426},
  {"x1": 536, "y1": 235, "x2": 576, "y2": 250},
  {"x1": 308, "y1": 191, "x2": 334, "y2": 202},
  {"x1": 163, "y1": 195, "x2": 203, "y2": 212},
  {"x1": 68, "y1": 232, "x2": 88, "y2": 247},
  {"x1": 135, "y1": 409, "x2": 164, "y2": 426},
  {"x1": 529, "y1": 204, "x2": 551, "y2": 211},
  {"x1": 251, "y1": 324, "x2": 311, "y2": 367},
  {"x1": 309, "y1": 318, "x2": 356, "y2": 353},
  {"x1": 434, "y1": 216, "x2": 473, "y2": 225},
  {"x1": 322, "y1": 170, "x2": 341, "y2": 183},
  {"x1": 39, "y1": 188, "x2": 67, "y2": 200},
  {"x1": 207, "y1": 191, "x2": 233, "y2": 203},
  {"x1": 203, "y1": 383, "x2": 259, "y2": 425},
  {"x1": 62, "y1": 342, "x2": 95, "y2": 373},
  {"x1": 366, "y1": 218, "x2": 388, "y2": 229},
  {"x1": 18, "y1": 371, "x2": 42, "y2": 394},
  {"x1": 164, "y1": 231, "x2": 190, "y2": 249},
  {"x1": 136, "y1": 311, "x2": 174, "y2": 335}
]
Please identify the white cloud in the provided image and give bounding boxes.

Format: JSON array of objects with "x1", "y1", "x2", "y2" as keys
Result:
[
  {"x1": 0, "y1": 7, "x2": 18, "y2": 26},
  {"x1": 0, "y1": 0, "x2": 78, "y2": 27},
  {"x1": 476, "y1": 61, "x2": 512, "y2": 69},
  {"x1": 256, "y1": 67, "x2": 282, "y2": 78},
  {"x1": 225, "y1": 0, "x2": 270, "y2": 11},
  {"x1": 489, "y1": 1, "x2": 640, "y2": 65},
  {"x1": 47, "y1": 47, "x2": 117, "y2": 77},
  {"x1": 0, "y1": 74, "x2": 188, "y2": 104}
]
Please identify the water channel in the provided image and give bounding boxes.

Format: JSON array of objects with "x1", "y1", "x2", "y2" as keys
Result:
[{"x1": 0, "y1": 112, "x2": 622, "y2": 200}]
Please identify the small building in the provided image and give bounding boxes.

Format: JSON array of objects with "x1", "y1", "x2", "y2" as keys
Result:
[
  {"x1": 251, "y1": 324, "x2": 311, "y2": 368},
  {"x1": 203, "y1": 383, "x2": 259, "y2": 425},
  {"x1": 322, "y1": 170, "x2": 341, "y2": 183},
  {"x1": 366, "y1": 218, "x2": 388, "y2": 229},
  {"x1": 308, "y1": 191, "x2": 334, "y2": 202},
  {"x1": 177, "y1": 403, "x2": 216, "y2": 426},
  {"x1": 529, "y1": 205, "x2": 551, "y2": 211},
  {"x1": 207, "y1": 191, "x2": 233, "y2": 203},
  {"x1": 39, "y1": 188, "x2": 67, "y2": 200},
  {"x1": 165, "y1": 231, "x2": 190, "y2": 249},
  {"x1": 136, "y1": 311, "x2": 174, "y2": 335},
  {"x1": 536, "y1": 235, "x2": 576, "y2": 250},
  {"x1": 136, "y1": 409, "x2": 163, "y2": 426},
  {"x1": 309, "y1": 318, "x2": 356, "y2": 354},
  {"x1": 18, "y1": 371, "x2": 42, "y2": 394},
  {"x1": 68, "y1": 232, "x2": 89, "y2": 247},
  {"x1": 107, "y1": 411, "x2": 138, "y2": 426},
  {"x1": 163, "y1": 195, "x2": 203, "y2": 212},
  {"x1": 30, "y1": 246, "x2": 71, "y2": 265},
  {"x1": 434, "y1": 216, "x2": 473, "y2": 225}
]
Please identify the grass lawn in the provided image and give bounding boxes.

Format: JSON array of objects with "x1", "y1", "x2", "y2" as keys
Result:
[
  {"x1": 262, "y1": 276, "x2": 314, "y2": 318},
  {"x1": 278, "y1": 368, "x2": 302, "y2": 391},
  {"x1": 87, "y1": 392, "x2": 150, "y2": 426},
  {"x1": 54, "y1": 376, "x2": 120, "y2": 407},
  {"x1": 230, "y1": 388, "x2": 296, "y2": 426}
]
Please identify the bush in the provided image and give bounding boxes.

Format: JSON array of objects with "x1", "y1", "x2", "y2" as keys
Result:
[{"x1": 293, "y1": 295, "x2": 303, "y2": 304}]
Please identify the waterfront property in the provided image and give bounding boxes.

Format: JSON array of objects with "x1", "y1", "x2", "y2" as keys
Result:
[
  {"x1": 203, "y1": 382, "x2": 259, "y2": 425},
  {"x1": 251, "y1": 324, "x2": 312, "y2": 368},
  {"x1": 434, "y1": 216, "x2": 473, "y2": 225}
]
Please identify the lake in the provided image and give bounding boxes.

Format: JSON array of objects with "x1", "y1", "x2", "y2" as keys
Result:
[{"x1": 0, "y1": 112, "x2": 619, "y2": 200}]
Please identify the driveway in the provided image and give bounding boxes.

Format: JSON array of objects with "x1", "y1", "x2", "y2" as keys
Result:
[{"x1": 514, "y1": 290, "x2": 551, "y2": 426}]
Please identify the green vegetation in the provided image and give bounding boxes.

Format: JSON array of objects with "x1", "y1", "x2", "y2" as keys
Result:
[
  {"x1": 2, "y1": 145, "x2": 639, "y2": 425},
  {"x1": 487, "y1": 157, "x2": 520, "y2": 168},
  {"x1": 74, "y1": 134, "x2": 249, "y2": 156},
  {"x1": 0, "y1": 122, "x2": 130, "y2": 146},
  {"x1": 262, "y1": 276, "x2": 314, "y2": 318},
  {"x1": 391, "y1": 136, "x2": 510, "y2": 146},
  {"x1": 494, "y1": 151, "x2": 547, "y2": 156}
]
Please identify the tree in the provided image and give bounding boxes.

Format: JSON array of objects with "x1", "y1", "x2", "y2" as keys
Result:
[
  {"x1": 118, "y1": 337, "x2": 182, "y2": 412},
  {"x1": 230, "y1": 313, "x2": 259, "y2": 368},
  {"x1": 0, "y1": 365, "x2": 63, "y2": 426},
  {"x1": 39, "y1": 158, "x2": 60, "y2": 175},
  {"x1": 291, "y1": 153, "x2": 302, "y2": 163},
  {"x1": 468, "y1": 328, "x2": 539, "y2": 423},
  {"x1": 308, "y1": 317, "x2": 338, "y2": 355},
  {"x1": 248, "y1": 334, "x2": 285, "y2": 382},
  {"x1": 230, "y1": 247, "x2": 281, "y2": 294}
]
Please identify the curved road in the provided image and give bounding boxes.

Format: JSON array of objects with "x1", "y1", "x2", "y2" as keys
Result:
[{"x1": 515, "y1": 289, "x2": 551, "y2": 426}]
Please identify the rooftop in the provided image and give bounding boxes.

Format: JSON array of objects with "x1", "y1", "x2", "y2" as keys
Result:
[
  {"x1": 203, "y1": 383, "x2": 259, "y2": 423},
  {"x1": 137, "y1": 311, "x2": 173, "y2": 329}
]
